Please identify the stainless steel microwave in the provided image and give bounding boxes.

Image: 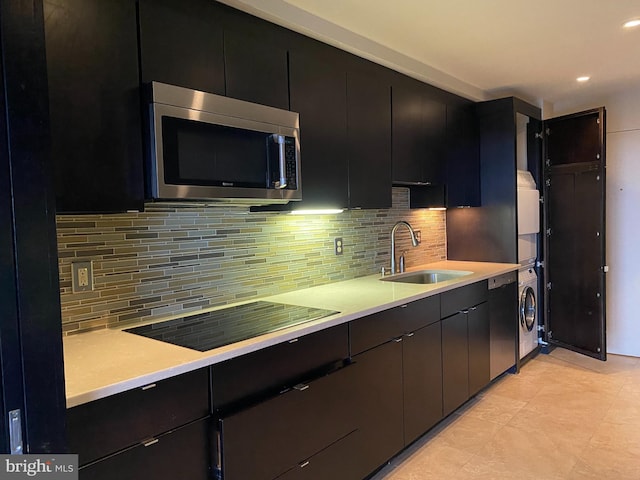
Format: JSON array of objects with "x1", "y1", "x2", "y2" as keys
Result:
[{"x1": 147, "y1": 82, "x2": 301, "y2": 205}]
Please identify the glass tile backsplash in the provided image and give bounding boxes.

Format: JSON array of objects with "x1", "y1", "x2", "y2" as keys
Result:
[{"x1": 57, "y1": 188, "x2": 446, "y2": 334}]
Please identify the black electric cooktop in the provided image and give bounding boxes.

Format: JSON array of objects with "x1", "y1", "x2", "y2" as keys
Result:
[{"x1": 124, "y1": 301, "x2": 339, "y2": 352}]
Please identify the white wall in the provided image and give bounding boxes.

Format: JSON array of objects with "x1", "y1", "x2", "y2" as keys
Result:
[{"x1": 552, "y1": 89, "x2": 640, "y2": 357}]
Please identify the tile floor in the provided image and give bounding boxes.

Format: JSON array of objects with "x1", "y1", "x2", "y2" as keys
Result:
[{"x1": 371, "y1": 349, "x2": 640, "y2": 480}]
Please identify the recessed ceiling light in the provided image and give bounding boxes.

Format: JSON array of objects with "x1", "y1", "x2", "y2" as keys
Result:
[
  {"x1": 623, "y1": 19, "x2": 640, "y2": 28},
  {"x1": 576, "y1": 76, "x2": 591, "y2": 82}
]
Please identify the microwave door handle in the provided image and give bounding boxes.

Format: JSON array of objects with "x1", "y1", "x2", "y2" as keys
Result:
[{"x1": 273, "y1": 134, "x2": 287, "y2": 189}]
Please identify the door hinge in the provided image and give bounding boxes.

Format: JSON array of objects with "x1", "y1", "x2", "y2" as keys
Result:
[
  {"x1": 546, "y1": 228, "x2": 553, "y2": 236},
  {"x1": 539, "y1": 196, "x2": 544, "y2": 204},
  {"x1": 535, "y1": 131, "x2": 544, "y2": 139},
  {"x1": 545, "y1": 159, "x2": 552, "y2": 168},
  {"x1": 548, "y1": 330, "x2": 553, "y2": 339},
  {"x1": 597, "y1": 118, "x2": 600, "y2": 124},
  {"x1": 545, "y1": 178, "x2": 551, "y2": 187},
  {"x1": 603, "y1": 265, "x2": 609, "y2": 273},
  {"x1": 546, "y1": 282, "x2": 552, "y2": 290},
  {"x1": 9, "y1": 409, "x2": 23, "y2": 455},
  {"x1": 536, "y1": 260, "x2": 545, "y2": 268}
]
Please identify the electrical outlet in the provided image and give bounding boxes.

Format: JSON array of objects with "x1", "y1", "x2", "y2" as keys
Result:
[
  {"x1": 334, "y1": 237, "x2": 344, "y2": 255},
  {"x1": 415, "y1": 230, "x2": 421, "y2": 243},
  {"x1": 72, "y1": 261, "x2": 94, "y2": 293}
]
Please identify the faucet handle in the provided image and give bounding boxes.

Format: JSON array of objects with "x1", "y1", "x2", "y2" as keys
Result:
[{"x1": 399, "y1": 251, "x2": 406, "y2": 273}]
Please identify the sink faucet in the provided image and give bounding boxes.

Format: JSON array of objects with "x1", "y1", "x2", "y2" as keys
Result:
[{"x1": 390, "y1": 221, "x2": 420, "y2": 274}]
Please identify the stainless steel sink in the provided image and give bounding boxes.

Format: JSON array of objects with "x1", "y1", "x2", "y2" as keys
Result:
[{"x1": 380, "y1": 269, "x2": 473, "y2": 284}]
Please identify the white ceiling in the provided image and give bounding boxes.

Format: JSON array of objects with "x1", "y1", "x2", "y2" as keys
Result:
[{"x1": 220, "y1": 0, "x2": 640, "y2": 107}]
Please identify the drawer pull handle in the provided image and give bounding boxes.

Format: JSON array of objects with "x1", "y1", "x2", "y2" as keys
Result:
[
  {"x1": 394, "y1": 337, "x2": 403, "y2": 343},
  {"x1": 288, "y1": 338, "x2": 299, "y2": 344},
  {"x1": 141, "y1": 383, "x2": 157, "y2": 391},
  {"x1": 405, "y1": 332, "x2": 415, "y2": 337},
  {"x1": 400, "y1": 304, "x2": 408, "y2": 308},
  {"x1": 300, "y1": 461, "x2": 310, "y2": 469},
  {"x1": 142, "y1": 438, "x2": 159, "y2": 447},
  {"x1": 470, "y1": 306, "x2": 478, "y2": 311},
  {"x1": 293, "y1": 383, "x2": 309, "y2": 391}
]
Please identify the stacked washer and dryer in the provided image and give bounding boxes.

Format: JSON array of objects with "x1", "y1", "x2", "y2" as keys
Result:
[{"x1": 517, "y1": 170, "x2": 540, "y2": 360}]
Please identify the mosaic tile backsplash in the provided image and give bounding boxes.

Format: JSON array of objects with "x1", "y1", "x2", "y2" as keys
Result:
[{"x1": 57, "y1": 188, "x2": 446, "y2": 334}]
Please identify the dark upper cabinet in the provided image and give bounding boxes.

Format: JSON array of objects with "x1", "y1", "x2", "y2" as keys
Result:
[
  {"x1": 44, "y1": 0, "x2": 143, "y2": 213},
  {"x1": 346, "y1": 60, "x2": 392, "y2": 209},
  {"x1": 223, "y1": 10, "x2": 290, "y2": 110},
  {"x1": 289, "y1": 38, "x2": 349, "y2": 209},
  {"x1": 137, "y1": 0, "x2": 225, "y2": 95},
  {"x1": 391, "y1": 77, "x2": 446, "y2": 185},
  {"x1": 445, "y1": 101, "x2": 480, "y2": 207}
]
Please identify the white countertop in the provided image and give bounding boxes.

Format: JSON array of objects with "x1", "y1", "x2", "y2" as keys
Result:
[{"x1": 63, "y1": 260, "x2": 519, "y2": 408}]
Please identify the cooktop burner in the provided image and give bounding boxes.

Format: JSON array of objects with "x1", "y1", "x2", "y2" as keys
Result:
[{"x1": 124, "y1": 301, "x2": 339, "y2": 352}]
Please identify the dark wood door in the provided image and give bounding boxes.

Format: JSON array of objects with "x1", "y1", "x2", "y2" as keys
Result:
[
  {"x1": 289, "y1": 39, "x2": 349, "y2": 209},
  {"x1": 0, "y1": 0, "x2": 66, "y2": 452},
  {"x1": 224, "y1": 10, "x2": 289, "y2": 109},
  {"x1": 138, "y1": 0, "x2": 225, "y2": 95},
  {"x1": 402, "y1": 322, "x2": 443, "y2": 444},
  {"x1": 544, "y1": 108, "x2": 606, "y2": 360},
  {"x1": 441, "y1": 312, "x2": 469, "y2": 416},
  {"x1": 346, "y1": 62, "x2": 392, "y2": 209},
  {"x1": 350, "y1": 341, "x2": 403, "y2": 477},
  {"x1": 467, "y1": 302, "x2": 490, "y2": 396},
  {"x1": 44, "y1": 0, "x2": 143, "y2": 213}
]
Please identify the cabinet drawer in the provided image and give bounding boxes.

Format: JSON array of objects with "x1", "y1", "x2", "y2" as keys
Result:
[
  {"x1": 275, "y1": 430, "x2": 363, "y2": 480},
  {"x1": 350, "y1": 309, "x2": 402, "y2": 355},
  {"x1": 441, "y1": 281, "x2": 488, "y2": 318},
  {"x1": 399, "y1": 295, "x2": 440, "y2": 332},
  {"x1": 212, "y1": 324, "x2": 348, "y2": 410},
  {"x1": 79, "y1": 417, "x2": 211, "y2": 480},
  {"x1": 68, "y1": 368, "x2": 210, "y2": 466},
  {"x1": 219, "y1": 362, "x2": 359, "y2": 480}
]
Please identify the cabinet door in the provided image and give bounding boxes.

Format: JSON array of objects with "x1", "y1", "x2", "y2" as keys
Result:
[
  {"x1": 219, "y1": 363, "x2": 358, "y2": 480},
  {"x1": 350, "y1": 308, "x2": 403, "y2": 356},
  {"x1": 403, "y1": 321, "x2": 443, "y2": 445},
  {"x1": 79, "y1": 418, "x2": 211, "y2": 480},
  {"x1": 392, "y1": 79, "x2": 425, "y2": 183},
  {"x1": 68, "y1": 368, "x2": 210, "y2": 466},
  {"x1": 289, "y1": 39, "x2": 349, "y2": 209},
  {"x1": 392, "y1": 79, "x2": 446, "y2": 185},
  {"x1": 446, "y1": 101, "x2": 480, "y2": 207},
  {"x1": 212, "y1": 324, "x2": 348, "y2": 410},
  {"x1": 442, "y1": 312, "x2": 469, "y2": 416},
  {"x1": 138, "y1": 0, "x2": 225, "y2": 95},
  {"x1": 275, "y1": 430, "x2": 363, "y2": 480},
  {"x1": 224, "y1": 11, "x2": 289, "y2": 109},
  {"x1": 468, "y1": 302, "x2": 490, "y2": 396},
  {"x1": 350, "y1": 341, "x2": 403, "y2": 478},
  {"x1": 44, "y1": 0, "x2": 143, "y2": 213},
  {"x1": 346, "y1": 63, "x2": 392, "y2": 209},
  {"x1": 421, "y1": 94, "x2": 447, "y2": 184}
]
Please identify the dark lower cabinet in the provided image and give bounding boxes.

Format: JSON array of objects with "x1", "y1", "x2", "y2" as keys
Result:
[
  {"x1": 68, "y1": 368, "x2": 210, "y2": 466},
  {"x1": 468, "y1": 302, "x2": 490, "y2": 397},
  {"x1": 218, "y1": 362, "x2": 359, "y2": 480},
  {"x1": 441, "y1": 281, "x2": 491, "y2": 415},
  {"x1": 350, "y1": 340, "x2": 404, "y2": 478},
  {"x1": 275, "y1": 431, "x2": 362, "y2": 480},
  {"x1": 79, "y1": 418, "x2": 211, "y2": 480},
  {"x1": 442, "y1": 311, "x2": 470, "y2": 416},
  {"x1": 403, "y1": 321, "x2": 443, "y2": 444}
]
